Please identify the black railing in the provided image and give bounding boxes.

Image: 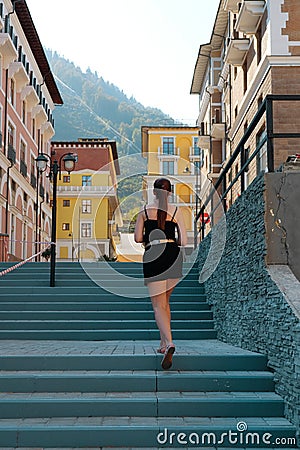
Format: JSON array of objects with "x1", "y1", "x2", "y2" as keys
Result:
[
  {"x1": 7, "y1": 144, "x2": 16, "y2": 165},
  {"x1": 195, "y1": 94, "x2": 300, "y2": 244},
  {"x1": 20, "y1": 160, "x2": 27, "y2": 178},
  {"x1": 30, "y1": 173, "x2": 37, "y2": 189},
  {"x1": 39, "y1": 184, "x2": 45, "y2": 199}
]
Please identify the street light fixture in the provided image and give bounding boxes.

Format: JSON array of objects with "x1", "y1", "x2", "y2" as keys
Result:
[{"x1": 36, "y1": 152, "x2": 77, "y2": 287}]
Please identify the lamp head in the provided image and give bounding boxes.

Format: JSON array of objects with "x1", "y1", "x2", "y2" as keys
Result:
[
  {"x1": 36, "y1": 153, "x2": 48, "y2": 172},
  {"x1": 63, "y1": 153, "x2": 76, "y2": 173}
]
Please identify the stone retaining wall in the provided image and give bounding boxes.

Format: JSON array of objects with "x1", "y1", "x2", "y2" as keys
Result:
[{"x1": 197, "y1": 174, "x2": 300, "y2": 428}]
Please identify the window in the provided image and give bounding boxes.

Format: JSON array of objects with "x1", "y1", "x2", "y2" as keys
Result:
[
  {"x1": 62, "y1": 223, "x2": 70, "y2": 231},
  {"x1": 194, "y1": 159, "x2": 202, "y2": 172},
  {"x1": 256, "y1": 24, "x2": 262, "y2": 64},
  {"x1": 10, "y1": 79, "x2": 15, "y2": 106},
  {"x1": 30, "y1": 155, "x2": 35, "y2": 175},
  {"x1": 81, "y1": 222, "x2": 92, "y2": 238},
  {"x1": 82, "y1": 199, "x2": 91, "y2": 213},
  {"x1": 162, "y1": 137, "x2": 174, "y2": 155},
  {"x1": 22, "y1": 101, "x2": 26, "y2": 125},
  {"x1": 82, "y1": 175, "x2": 92, "y2": 186},
  {"x1": 63, "y1": 175, "x2": 70, "y2": 183},
  {"x1": 163, "y1": 161, "x2": 174, "y2": 175},
  {"x1": 20, "y1": 140, "x2": 26, "y2": 162},
  {"x1": 193, "y1": 137, "x2": 200, "y2": 155},
  {"x1": 256, "y1": 127, "x2": 268, "y2": 174},
  {"x1": 257, "y1": 94, "x2": 263, "y2": 108},
  {"x1": 8, "y1": 122, "x2": 14, "y2": 146},
  {"x1": 63, "y1": 200, "x2": 70, "y2": 207}
]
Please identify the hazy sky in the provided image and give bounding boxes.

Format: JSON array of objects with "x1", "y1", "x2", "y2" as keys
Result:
[{"x1": 25, "y1": 0, "x2": 220, "y2": 124}]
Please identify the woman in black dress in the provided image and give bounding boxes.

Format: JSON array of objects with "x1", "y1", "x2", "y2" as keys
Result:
[{"x1": 134, "y1": 178, "x2": 187, "y2": 369}]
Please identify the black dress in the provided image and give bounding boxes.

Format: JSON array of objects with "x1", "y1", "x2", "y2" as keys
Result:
[{"x1": 143, "y1": 207, "x2": 183, "y2": 284}]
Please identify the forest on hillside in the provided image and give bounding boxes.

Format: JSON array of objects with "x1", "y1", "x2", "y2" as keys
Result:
[{"x1": 47, "y1": 50, "x2": 177, "y2": 155}]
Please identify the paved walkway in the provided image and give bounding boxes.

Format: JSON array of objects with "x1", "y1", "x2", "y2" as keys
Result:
[{"x1": 0, "y1": 340, "x2": 260, "y2": 357}]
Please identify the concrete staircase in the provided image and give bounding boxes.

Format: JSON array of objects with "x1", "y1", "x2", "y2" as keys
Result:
[{"x1": 0, "y1": 262, "x2": 297, "y2": 448}]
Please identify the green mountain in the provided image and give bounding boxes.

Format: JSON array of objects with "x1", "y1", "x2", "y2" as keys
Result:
[{"x1": 46, "y1": 50, "x2": 176, "y2": 155}]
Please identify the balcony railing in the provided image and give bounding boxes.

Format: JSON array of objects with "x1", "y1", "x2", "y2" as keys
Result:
[
  {"x1": 39, "y1": 184, "x2": 45, "y2": 199},
  {"x1": 189, "y1": 147, "x2": 202, "y2": 159},
  {"x1": 20, "y1": 160, "x2": 27, "y2": 178},
  {"x1": 158, "y1": 147, "x2": 180, "y2": 158},
  {"x1": 57, "y1": 185, "x2": 116, "y2": 195},
  {"x1": 236, "y1": 1, "x2": 266, "y2": 34},
  {"x1": 7, "y1": 144, "x2": 16, "y2": 164},
  {"x1": 30, "y1": 173, "x2": 37, "y2": 189}
]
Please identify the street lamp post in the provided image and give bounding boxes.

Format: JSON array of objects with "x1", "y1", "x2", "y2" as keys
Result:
[{"x1": 36, "y1": 152, "x2": 77, "y2": 287}]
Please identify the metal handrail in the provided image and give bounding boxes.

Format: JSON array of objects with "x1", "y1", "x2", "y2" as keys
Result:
[{"x1": 195, "y1": 94, "x2": 300, "y2": 243}]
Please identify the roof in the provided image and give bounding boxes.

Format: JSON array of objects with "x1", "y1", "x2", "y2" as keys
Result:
[
  {"x1": 190, "y1": 0, "x2": 228, "y2": 95},
  {"x1": 15, "y1": 0, "x2": 63, "y2": 105},
  {"x1": 51, "y1": 139, "x2": 120, "y2": 175}
]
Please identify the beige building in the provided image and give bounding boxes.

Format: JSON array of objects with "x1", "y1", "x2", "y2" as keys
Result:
[{"x1": 191, "y1": 0, "x2": 300, "y2": 209}]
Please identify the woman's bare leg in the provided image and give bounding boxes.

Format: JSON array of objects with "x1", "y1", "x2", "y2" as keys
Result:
[{"x1": 148, "y1": 281, "x2": 173, "y2": 348}]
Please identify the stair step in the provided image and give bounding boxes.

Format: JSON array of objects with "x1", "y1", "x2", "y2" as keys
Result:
[
  {"x1": 0, "y1": 286, "x2": 204, "y2": 295},
  {"x1": 0, "y1": 352, "x2": 268, "y2": 371},
  {"x1": 0, "y1": 319, "x2": 215, "y2": 330},
  {"x1": 0, "y1": 311, "x2": 213, "y2": 320},
  {"x1": 0, "y1": 370, "x2": 275, "y2": 392},
  {"x1": 0, "y1": 329, "x2": 218, "y2": 340},
  {"x1": 0, "y1": 301, "x2": 210, "y2": 311},
  {"x1": 0, "y1": 392, "x2": 284, "y2": 418},
  {"x1": 0, "y1": 417, "x2": 296, "y2": 448},
  {"x1": 0, "y1": 293, "x2": 207, "y2": 302}
]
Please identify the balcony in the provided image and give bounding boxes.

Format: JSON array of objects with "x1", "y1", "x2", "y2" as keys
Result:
[
  {"x1": 224, "y1": 38, "x2": 251, "y2": 66},
  {"x1": 224, "y1": 0, "x2": 240, "y2": 12},
  {"x1": 197, "y1": 135, "x2": 210, "y2": 150},
  {"x1": 7, "y1": 144, "x2": 16, "y2": 165},
  {"x1": 21, "y1": 85, "x2": 39, "y2": 112},
  {"x1": 20, "y1": 160, "x2": 27, "y2": 178},
  {"x1": 157, "y1": 147, "x2": 180, "y2": 159},
  {"x1": 41, "y1": 121, "x2": 55, "y2": 141},
  {"x1": 236, "y1": 1, "x2": 266, "y2": 34},
  {"x1": 211, "y1": 123, "x2": 226, "y2": 139},
  {"x1": 32, "y1": 104, "x2": 48, "y2": 127},
  {"x1": 0, "y1": 33, "x2": 18, "y2": 69},
  {"x1": 8, "y1": 62, "x2": 29, "y2": 92}
]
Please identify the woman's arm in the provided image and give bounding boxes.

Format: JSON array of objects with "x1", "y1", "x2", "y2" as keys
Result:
[
  {"x1": 134, "y1": 210, "x2": 145, "y2": 243},
  {"x1": 175, "y1": 208, "x2": 188, "y2": 247}
]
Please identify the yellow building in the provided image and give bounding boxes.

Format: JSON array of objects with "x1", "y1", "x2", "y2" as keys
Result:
[
  {"x1": 141, "y1": 126, "x2": 203, "y2": 252},
  {"x1": 52, "y1": 139, "x2": 122, "y2": 262}
]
